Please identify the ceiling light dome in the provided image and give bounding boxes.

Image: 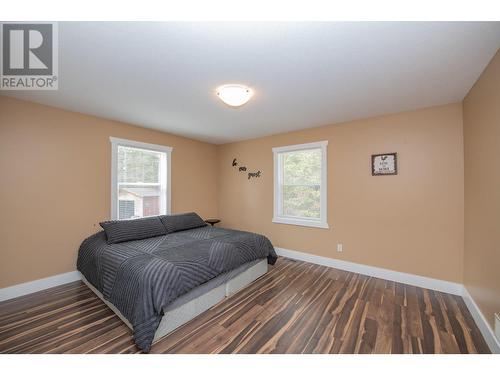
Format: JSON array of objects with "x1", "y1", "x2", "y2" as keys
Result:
[{"x1": 216, "y1": 84, "x2": 253, "y2": 107}]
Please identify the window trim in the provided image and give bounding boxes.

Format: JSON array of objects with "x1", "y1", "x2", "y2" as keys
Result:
[
  {"x1": 110, "y1": 137, "x2": 172, "y2": 220},
  {"x1": 272, "y1": 141, "x2": 329, "y2": 229}
]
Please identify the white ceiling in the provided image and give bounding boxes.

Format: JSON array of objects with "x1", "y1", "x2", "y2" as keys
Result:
[{"x1": 4, "y1": 22, "x2": 500, "y2": 144}]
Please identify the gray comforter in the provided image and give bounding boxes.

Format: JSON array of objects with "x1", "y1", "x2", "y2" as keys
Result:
[{"x1": 77, "y1": 226, "x2": 277, "y2": 352}]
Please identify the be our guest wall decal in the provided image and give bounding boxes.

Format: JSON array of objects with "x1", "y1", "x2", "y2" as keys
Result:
[{"x1": 232, "y1": 158, "x2": 262, "y2": 179}]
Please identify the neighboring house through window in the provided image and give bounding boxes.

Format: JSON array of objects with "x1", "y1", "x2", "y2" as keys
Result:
[
  {"x1": 273, "y1": 141, "x2": 328, "y2": 229},
  {"x1": 110, "y1": 137, "x2": 172, "y2": 220}
]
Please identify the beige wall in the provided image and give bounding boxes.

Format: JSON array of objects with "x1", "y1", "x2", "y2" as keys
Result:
[
  {"x1": 0, "y1": 94, "x2": 473, "y2": 288},
  {"x1": 463, "y1": 50, "x2": 500, "y2": 329},
  {"x1": 217, "y1": 103, "x2": 464, "y2": 282},
  {"x1": 0, "y1": 96, "x2": 218, "y2": 288}
]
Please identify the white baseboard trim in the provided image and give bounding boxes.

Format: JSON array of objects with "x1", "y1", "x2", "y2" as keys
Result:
[
  {"x1": 462, "y1": 287, "x2": 500, "y2": 354},
  {"x1": 275, "y1": 247, "x2": 463, "y2": 295},
  {"x1": 0, "y1": 271, "x2": 81, "y2": 302}
]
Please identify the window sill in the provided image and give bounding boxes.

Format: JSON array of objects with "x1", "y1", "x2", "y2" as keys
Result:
[{"x1": 272, "y1": 217, "x2": 329, "y2": 229}]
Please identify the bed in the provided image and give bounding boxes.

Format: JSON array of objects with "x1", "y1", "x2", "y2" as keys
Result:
[{"x1": 76, "y1": 213, "x2": 277, "y2": 352}]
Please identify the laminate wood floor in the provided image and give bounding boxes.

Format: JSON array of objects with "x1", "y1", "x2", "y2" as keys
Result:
[{"x1": 0, "y1": 257, "x2": 490, "y2": 354}]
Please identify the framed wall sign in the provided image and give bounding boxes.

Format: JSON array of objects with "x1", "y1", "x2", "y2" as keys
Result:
[{"x1": 371, "y1": 153, "x2": 397, "y2": 176}]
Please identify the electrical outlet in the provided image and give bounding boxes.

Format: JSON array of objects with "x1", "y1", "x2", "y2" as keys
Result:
[
  {"x1": 337, "y1": 243, "x2": 343, "y2": 252},
  {"x1": 495, "y1": 313, "x2": 500, "y2": 341}
]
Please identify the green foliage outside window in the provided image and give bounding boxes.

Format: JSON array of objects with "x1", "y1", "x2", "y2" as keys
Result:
[
  {"x1": 282, "y1": 149, "x2": 321, "y2": 218},
  {"x1": 118, "y1": 146, "x2": 160, "y2": 184}
]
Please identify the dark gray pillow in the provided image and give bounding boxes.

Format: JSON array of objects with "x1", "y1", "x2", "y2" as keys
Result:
[
  {"x1": 160, "y1": 212, "x2": 207, "y2": 233},
  {"x1": 100, "y1": 216, "x2": 167, "y2": 244}
]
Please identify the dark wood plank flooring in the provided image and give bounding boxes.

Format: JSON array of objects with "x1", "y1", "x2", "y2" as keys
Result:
[{"x1": 0, "y1": 257, "x2": 490, "y2": 354}]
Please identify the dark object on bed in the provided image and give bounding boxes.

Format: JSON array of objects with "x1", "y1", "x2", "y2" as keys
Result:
[
  {"x1": 77, "y1": 222, "x2": 277, "y2": 353},
  {"x1": 99, "y1": 216, "x2": 167, "y2": 244},
  {"x1": 160, "y1": 212, "x2": 207, "y2": 233},
  {"x1": 99, "y1": 212, "x2": 206, "y2": 244}
]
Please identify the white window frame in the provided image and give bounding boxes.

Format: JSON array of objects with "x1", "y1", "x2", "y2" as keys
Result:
[
  {"x1": 273, "y1": 141, "x2": 328, "y2": 229},
  {"x1": 110, "y1": 137, "x2": 172, "y2": 220}
]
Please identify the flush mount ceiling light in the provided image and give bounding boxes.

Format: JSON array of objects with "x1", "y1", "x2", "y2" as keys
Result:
[{"x1": 216, "y1": 84, "x2": 253, "y2": 107}]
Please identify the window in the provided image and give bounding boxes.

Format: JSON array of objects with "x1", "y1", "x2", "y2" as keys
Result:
[
  {"x1": 110, "y1": 137, "x2": 172, "y2": 220},
  {"x1": 273, "y1": 141, "x2": 328, "y2": 228}
]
